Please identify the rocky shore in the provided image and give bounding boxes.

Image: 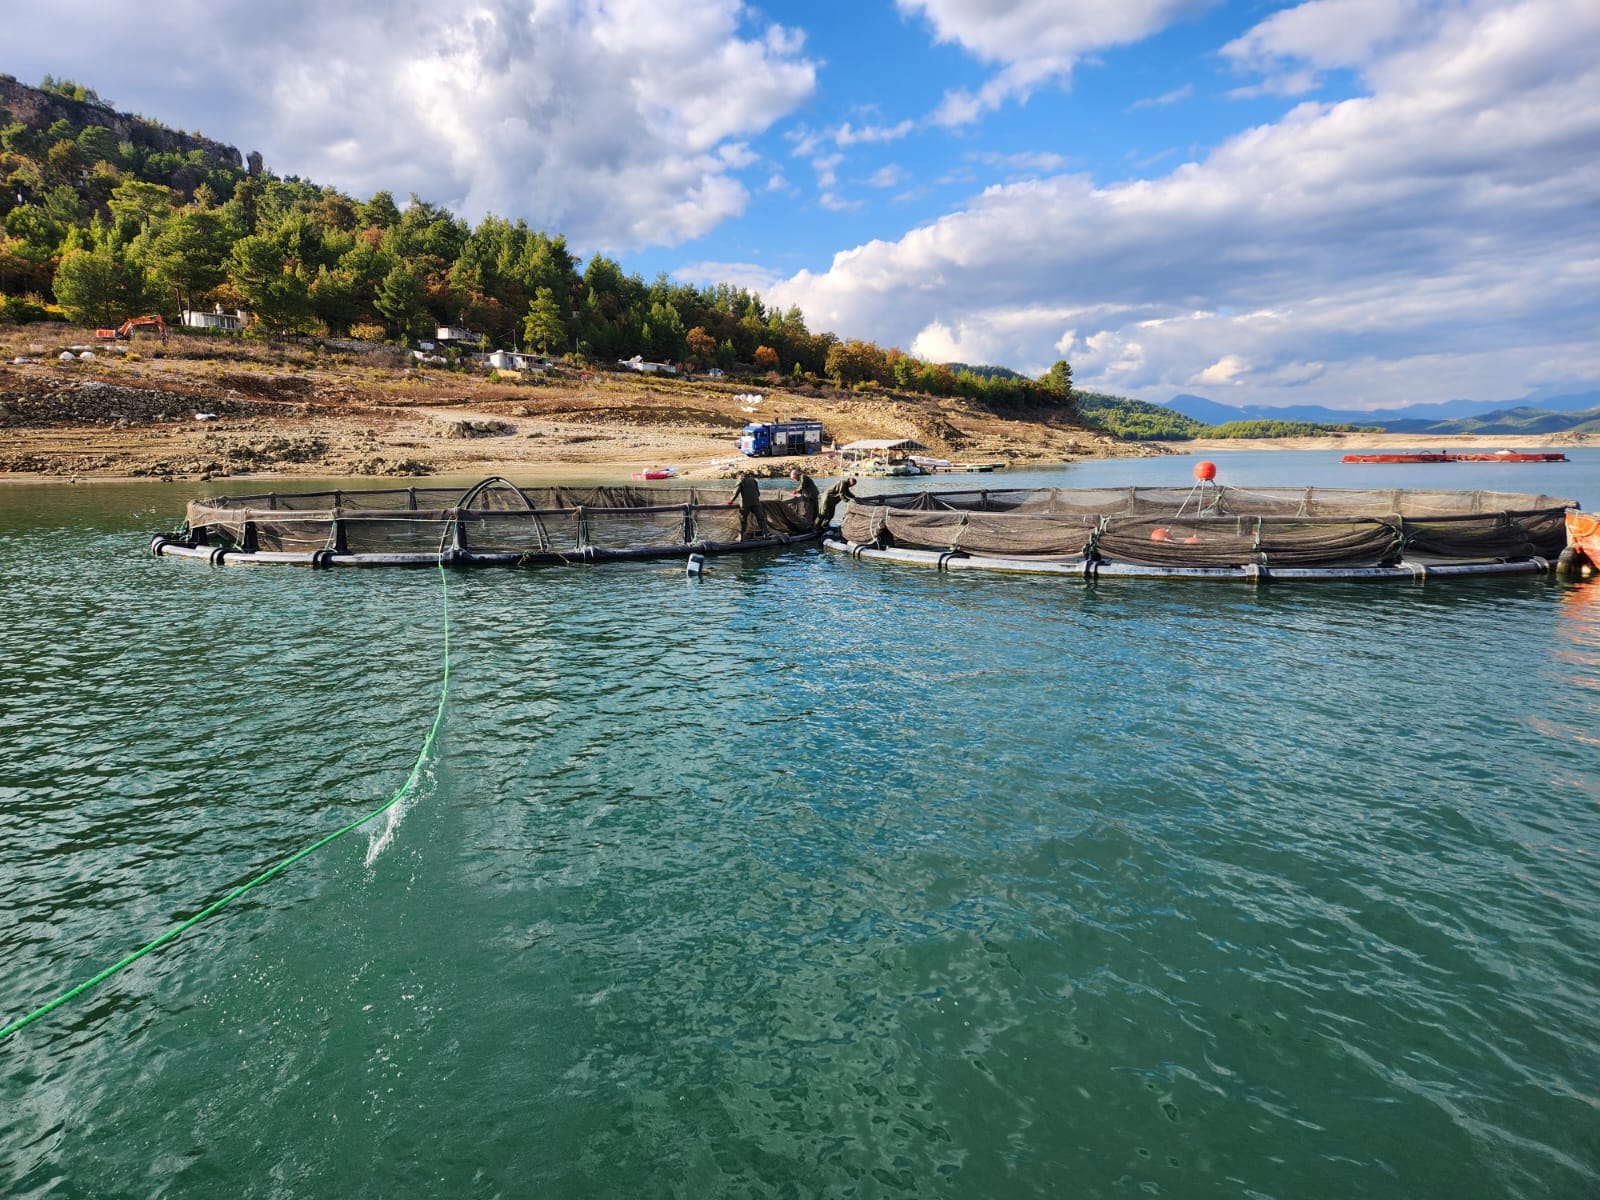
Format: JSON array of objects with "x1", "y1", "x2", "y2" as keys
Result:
[{"x1": 0, "y1": 324, "x2": 1159, "y2": 483}]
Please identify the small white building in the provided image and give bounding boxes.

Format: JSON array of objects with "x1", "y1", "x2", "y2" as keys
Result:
[
  {"x1": 182, "y1": 305, "x2": 248, "y2": 332},
  {"x1": 618, "y1": 354, "x2": 677, "y2": 375},
  {"x1": 436, "y1": 325, "x2": 482, "y2": 346},
  {"x1": 483, "y1": 350, "x2": 551, "y2": 372}
]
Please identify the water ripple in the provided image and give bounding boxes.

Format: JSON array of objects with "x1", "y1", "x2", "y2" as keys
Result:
[{"x1": 3, "y1": 481, "x2": 1599, "y2": 1198}]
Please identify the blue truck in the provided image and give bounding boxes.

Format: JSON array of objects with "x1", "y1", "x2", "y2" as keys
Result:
[{"x1": 738, "y1": 420, "x2": 824, "y2": 457}]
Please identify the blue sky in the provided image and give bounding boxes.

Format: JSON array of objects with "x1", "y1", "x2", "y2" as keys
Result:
[{"x1": 7, "y1": 0, "x2": 1598, "y2": 410}]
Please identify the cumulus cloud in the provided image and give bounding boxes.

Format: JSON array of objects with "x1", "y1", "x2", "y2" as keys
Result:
[
  {"x1": 898, "y1": 0, "x2": 1213, "y2": 123},
  {"x1": 6, "y1": 0, "x2": 817, "y2": 251},
  {"x1": 773, "y1": 0, "x2": 1600, "y2": 408}
]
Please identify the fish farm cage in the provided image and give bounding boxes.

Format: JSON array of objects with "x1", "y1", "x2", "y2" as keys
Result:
[
  {"x1": 827, "y1": 484, "x2": 1580, "y2": 582},
  {"x1": 151, "y1": 477, "x2": 816, "y2": 567}
]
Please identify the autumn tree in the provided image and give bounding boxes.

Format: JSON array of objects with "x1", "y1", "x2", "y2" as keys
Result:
[
  {"x1": 826, "y1": 339, "x2": 887, "y2": 388},
  {"x1": 686, "y1": 325, "x2": 717, "y2": 368}
]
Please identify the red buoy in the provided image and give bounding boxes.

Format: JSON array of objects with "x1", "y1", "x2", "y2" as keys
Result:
[
  {"x1": 1195, "y1": 460, "x2": 1217, "y2": 481},
  {"x1": 1150, "y1": 528, "x2": 1171, "y2": 541}
]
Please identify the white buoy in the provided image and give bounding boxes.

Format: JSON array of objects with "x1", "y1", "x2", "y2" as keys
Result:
[{"x1": 686, "y1": 552, "x2": 706, "y2": 576}]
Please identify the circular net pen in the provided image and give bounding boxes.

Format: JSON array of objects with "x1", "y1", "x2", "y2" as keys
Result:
[
  {"x1": 152, "y1": 477, "x2": 818, "y2": 567},
  {"x1": 828, "y1": 485, "x2": 1579, "y2": 582}
]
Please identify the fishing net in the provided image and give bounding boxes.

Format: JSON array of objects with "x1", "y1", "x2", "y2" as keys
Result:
[
  {"x1": 838, "y1": 486, "x2": 1575, "y2": 569},
  {"x1": 179, "y1": 477, "x2": 813, "y2": 562}
]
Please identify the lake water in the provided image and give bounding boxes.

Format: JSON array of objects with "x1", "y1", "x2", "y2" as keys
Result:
[{"x1": 3, "y1": 450, "x2": 1599, "y2": 1199}]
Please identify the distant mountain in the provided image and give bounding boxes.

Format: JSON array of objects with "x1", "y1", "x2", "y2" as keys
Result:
[{"x1": 1167, "y1": 388, "x2": 1600, "y2": 432}]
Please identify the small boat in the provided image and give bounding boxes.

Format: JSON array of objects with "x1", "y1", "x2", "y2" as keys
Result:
[
  {"x1": 1566, "y1": 510, "x2": 1600, "y2": 572},
  {"x1": 909, "y1": 455, "x2": 1004, "y2": 474},
  {"x1": 631, "y1": 467, "x2": 677, "y2": 480},
  {"x1": 866, "y1": 458, "x2": 926, "y2": 477}
]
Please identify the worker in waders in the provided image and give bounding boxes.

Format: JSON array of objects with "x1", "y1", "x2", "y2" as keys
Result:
[
  {"x1": 727, "y1": 470, "x2": 770, "y2": 540},
  {"x1": 788, "y1": 467, "x2": 818, "y2": 526},
  {"x1": 816, "y1": 476, "x2": 857, "y2": 531}
]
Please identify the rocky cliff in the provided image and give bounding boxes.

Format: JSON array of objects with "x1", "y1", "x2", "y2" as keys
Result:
[{"x1": 0, "y1": 75, "x2": 245, "y2": 171}]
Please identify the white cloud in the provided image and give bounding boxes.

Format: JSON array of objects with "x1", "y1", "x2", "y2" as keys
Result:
[
  {"x1": 971, "y1": 150, "x2": 1075, "y2": 174},
  {"x1": 1128, "y1": 84, "x2": 1195, "y2": 111},
  {"x1": 5, "y1": 0, "x2": 817, "y2": 252},
  {"x1": 1223, "y1": 0, "x2": 1434, "y2": 77},
  {"x1": 1197, "y1": 354, "x2": 1249, "y2": 385},
  {"x1": 836, "y1": 120, "x2": 916, "y2": 146},
  {"x1": 773, "y1": 0, "x2": 1600, "y2": 409},
  {"x1": 899, "y1": 0, "x2": 1214, "y2": 123},
  {"x1": 674, "y1": 260, "x2": 790, "y2": 295}
]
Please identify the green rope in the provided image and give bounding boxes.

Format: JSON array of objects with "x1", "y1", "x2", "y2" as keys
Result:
[{"x1": 1, "y1": 560, "x2": 451, "y2": 1044}]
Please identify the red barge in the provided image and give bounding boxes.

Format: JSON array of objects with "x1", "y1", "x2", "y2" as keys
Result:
[{"x1": 1343, "y1": 450, "x2": 1568, "y2": 464}]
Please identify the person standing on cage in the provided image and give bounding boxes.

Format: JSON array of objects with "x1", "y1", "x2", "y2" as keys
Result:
[
  {"x1": 788, "y1": 467, "x2": 818, "y2": 526},
  {"x1": 816, "y1": 476, "x2": 857, "y2": 531},
  {"x1": 727, "y1": 470, "x2": 770, "y2": 540}
]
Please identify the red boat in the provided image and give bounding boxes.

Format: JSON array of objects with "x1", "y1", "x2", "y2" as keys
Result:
[
  {"x1": 1452, "y1": 450, "x2": 1568, "y2": 462},
  {"x1": 1341, "y1": 453, "x2": 1454, "y2": 463},
  {"x1": 1568, "y1": 511, "x2": 1600, "y2": 571},
  {"x1": 631, "y1": 467, "x2": 677, "y2": 480},
  {"x1": 1343, "y1": 450, "x2": 1567, "y2": 464}
]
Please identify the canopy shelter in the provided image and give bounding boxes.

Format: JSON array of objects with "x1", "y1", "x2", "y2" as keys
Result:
[{"x1": 839, "y1": 439, "x2": 929, "y2": 455}]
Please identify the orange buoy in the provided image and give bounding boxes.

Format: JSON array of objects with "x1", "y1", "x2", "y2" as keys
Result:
[
  {"x1": 1150, "y1": 528, "x2": 1171, "y2": 541},
  {"x1": 1195, "y1": 460, "x2": 1217, "y2": 481},
  {"x1": 1183, "y1": 535, "x2": 1203, "y2": 544}
]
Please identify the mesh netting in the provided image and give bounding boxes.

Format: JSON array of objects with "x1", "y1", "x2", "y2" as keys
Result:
[
  {"x1": 181, "y1": 477, "x2": 813, "y2": 560},
  {"x1": 838, "y1": 486, "x2": 1576, "y2": 569}
]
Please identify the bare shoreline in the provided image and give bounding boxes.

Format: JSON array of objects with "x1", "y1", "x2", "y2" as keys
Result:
[
  {"x1": 2, "y1": 325, "x2": 1588, "y2": 487},
  {"x1": 3, "y1": 431, "x2": 1584, "y2": 489}
]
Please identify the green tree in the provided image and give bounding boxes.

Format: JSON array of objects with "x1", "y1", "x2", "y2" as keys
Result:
[
  {"x1": 643, "y1": 299, "x2": 686, "y2": 361},
  {"x1": 53, "y1": 244, "x2": 147, "y2": 326},
  {"x1": 358, "y1": 189, "x2": 401, "y2": 230},
  {"x1": 310, "y1": 266, "x2": 363, "y2": 336},
  {"x1": 522, "y1": 286, "x2": 567, "y2": 354},
  {"x1": 228, "y1": 234, "x2": 312, "y2": 333},
  {"x1": 145, "y1": 207, "x2": 227, "y2": 312},
  {"x1": 1040, "y1": 359, "x2": 1073, "y2": 400},
  {"x1": 374, "y1": 263, "x2": 427, "y2": 341}
]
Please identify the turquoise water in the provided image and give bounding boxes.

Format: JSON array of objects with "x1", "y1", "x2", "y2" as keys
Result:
[{"x1": 3, "y1": 451, "x2": 1599, "y2": 1199}]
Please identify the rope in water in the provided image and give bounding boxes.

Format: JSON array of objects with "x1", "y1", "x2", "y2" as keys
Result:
[{"x1": 0, "y1": 560, "x2": 451, "y2": 1044}]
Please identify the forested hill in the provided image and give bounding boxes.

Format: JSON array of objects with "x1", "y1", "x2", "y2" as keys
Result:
[
  {"x1": 1076, "y1": 392, "x2": 1377, "y2": 441},
  {"x1": 0, "y1": 74, "x2": 1078, "y2": 414}
]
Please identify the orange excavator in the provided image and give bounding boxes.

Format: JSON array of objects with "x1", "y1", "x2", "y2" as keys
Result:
[{"x1": 95, "y1": 314, "x2": 167, "y2": 341}]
